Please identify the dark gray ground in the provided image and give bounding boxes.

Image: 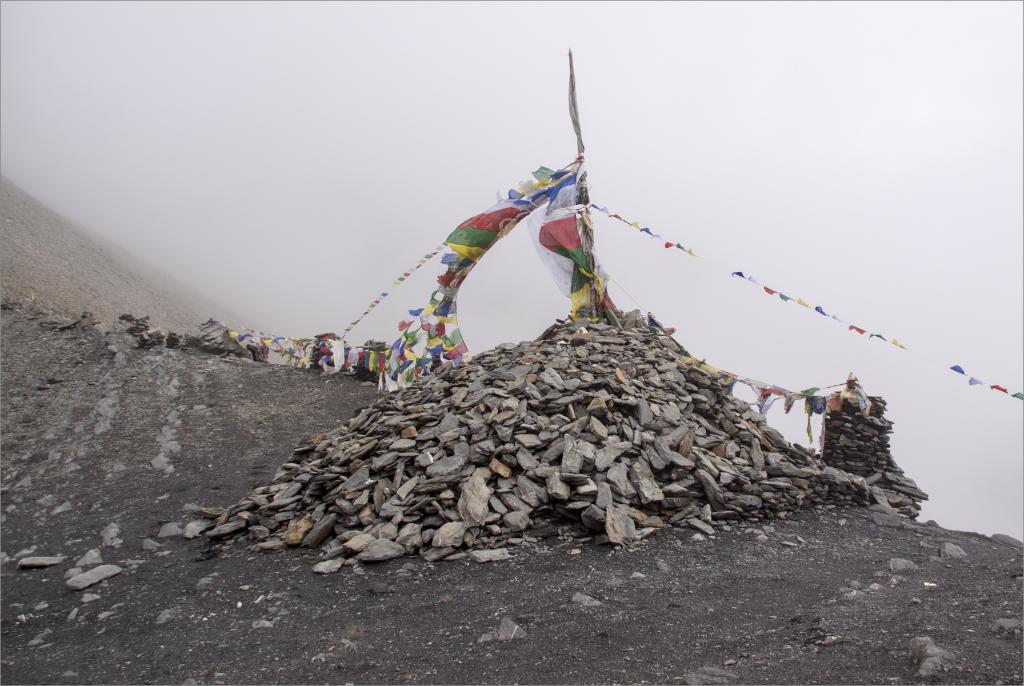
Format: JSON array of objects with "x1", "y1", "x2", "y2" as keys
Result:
[{"x1": 2, "y1": 302, "x2": 1022, "y2": 685}]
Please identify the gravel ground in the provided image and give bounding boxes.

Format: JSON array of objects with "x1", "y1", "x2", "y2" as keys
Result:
[{"x1": 1, "y1": 302, "x2": 1021, "y2": 685}]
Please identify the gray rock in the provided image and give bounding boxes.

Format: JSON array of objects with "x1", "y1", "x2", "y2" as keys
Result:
[
  {"x1": 629, "y1": 461, "x2": 664, "y2": 504},
  {"x1": 157, "y1": 522, "x2": 183, "y2": 538},
  {"x1": 546, "y1": 472, "x2": 570, "y2": 502},
  {"x1": 683, "y1": 666, "x2": 738, "y2": 685},
  {"x1": 425, "y1": 453, "x2": 466, "y2": 478},
  {"x1": 251, "y1": 619, "x2": 274, "y2": 629},
  {"x1": 468, "y1": 548, "x2": 511, "y2": 563},
  {"x1": 100, "y1": 523, "x2": 122, "y2": 547},
  {"x1": 141, "y1": 538, "x2": 162, "y2": 551},
  {"x1": 605, "y1": 506, "x2": 636, "y2": 545},
  {"x1": 182, "y1": 520, "x2": 211, "y2": 540},
  {"x1": 687, "y1": 518, "x2": 715, "y2": 537},
  {"x1": 571, "y1": 592, "x2": 602, "y2": 607},
  {"x1": 17, "y1": 556, "x2": 66, "y2": 569},
  {"x1": 206, "y1": 520, "x2": 247, "y2": 539},
  {"x1": 479, "y1": 615, "x2": 528, "y2": 642},
  {"x1": 312, "y1": 558, "x2": 345, "y2": 574},
  {"x1": 502, "y1": 511, "x2": 530, "y2": 531},
  {"x1": 76, "y1": 548, "x2": 103, "y2": 568},
  {"x1": 432, "y1": 521, "x2": 468, "y2": 548},
  {"x1": 496, "y1": 616, "x2": 525, "y2": 640},
  {"x1": 581, "y1": 504, "x2": 605, "y2": 531},
  {"x1": 457, "y1": 476, "x2": 491, "y2": 527},
  {"x1": 195, "y1": 575, "x2": 218, "y2": 591},
  {"x1": 870, "y1": 511, "x2": 903, "y2": 528},
  {"x1": 300, "y1": 514, "x2": 337, "y2": 548},
  {"x1": 357, "y1": 539, "x2": 406, "y2": 562},
  {"x1": 66, "y1": 564, "x2": 123, "y2": 590},
  {"x1": 939, "y1": 542, "x2": 967, "y2": 560},
  {"x1": 514, "y1": 434, "x2": 542, "y2": 449},
  {"x1": 606, "y1": 462, "x2": 635, "y2": 498},
  {"x1": 154, "y1": 606, "x2": 182, "y2": 625},
  {"x1": 909, "y1": 636, "x2": 954, "y2": 678},
  {"x1": 889, "y1": 558, "x2": 918, "y2": 572}
]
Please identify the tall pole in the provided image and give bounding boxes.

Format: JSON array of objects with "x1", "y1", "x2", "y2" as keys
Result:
[
  {"x1": 569, "y1": 50, "x2": 602, "y2": 318},
  {"x1": 569, "y1": 51, "x2": 598, "y2": 319},
  {"x1": 568, "y1": 50, "x2": 585, "y2": 157}
]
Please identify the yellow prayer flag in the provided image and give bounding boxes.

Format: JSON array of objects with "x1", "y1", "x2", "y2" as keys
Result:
[{"x1": 796, "y1": 298, "x2": 811, "y2": 308}]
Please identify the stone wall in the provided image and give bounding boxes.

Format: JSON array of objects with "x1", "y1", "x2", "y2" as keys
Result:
[{"x1": 821, "y1": 395, "x2": 927, "y2": 518}]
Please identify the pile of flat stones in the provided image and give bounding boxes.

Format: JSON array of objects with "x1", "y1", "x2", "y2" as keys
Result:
[
  {"x1": 821, "y1": 396, "x2": 927, "y2": 518},
  {"x1": 117, "y1": 313, "x2": 183, "y2": 349},
  {"x1": 118, "y1": 313, "x2": 169, "y2": 349},
  {"x1": 206, "y1": 317, "x2": 887, "y2": 566}
]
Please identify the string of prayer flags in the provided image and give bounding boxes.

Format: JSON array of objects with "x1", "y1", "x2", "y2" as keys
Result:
[
  {"x1": 590, "y1": 204, "x2": 697, "y2": 255},
  {"x1": 948, "y1": 364, "x2": 1022, "y2": 399},
  {"x1": 339, "y1": 245, "x2": 447, "y2": 340},
  {"x1": 727, "y1": 271, "x2": 909, "y2": 349}
]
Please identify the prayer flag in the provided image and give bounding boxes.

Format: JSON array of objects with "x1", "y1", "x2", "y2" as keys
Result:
[{"x1": 950, "y1": 365, "x2": 966, "y2": 375}]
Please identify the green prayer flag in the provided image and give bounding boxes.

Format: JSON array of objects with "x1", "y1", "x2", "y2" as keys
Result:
[
  {"x1": 1013, "y1": 392, "x2": 1023, "y2": 400},
  {"x1": 532, "y1": 166, "x2": 555, "y2": 182}
]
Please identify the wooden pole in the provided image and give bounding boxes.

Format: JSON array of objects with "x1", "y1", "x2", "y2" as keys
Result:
[{"x1": 568, "y1": 50, "x2": 603, "y2": 318}]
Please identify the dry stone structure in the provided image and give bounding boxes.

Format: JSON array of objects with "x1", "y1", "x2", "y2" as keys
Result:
[
  {"x1": 821, "y1": 396, "x2": 927, "y2": 518},
  {"x1": 206, "y1": 317, "x2": 925, "y2": 565}
]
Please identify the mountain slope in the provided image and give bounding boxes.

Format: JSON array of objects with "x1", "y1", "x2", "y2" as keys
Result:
[{"x1": 0, "y1": 176, "x2": 239, "y2": 333}]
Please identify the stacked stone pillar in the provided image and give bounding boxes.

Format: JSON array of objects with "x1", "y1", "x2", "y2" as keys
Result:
[{"x1": 821, "y1": 395, "x2": 927, "y2": 518}]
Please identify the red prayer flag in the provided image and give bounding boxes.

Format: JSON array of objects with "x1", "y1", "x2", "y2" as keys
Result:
[
  {"x1": 763, "y1": 287, "x2": 778, "y2": 295},
  {"x1": 664, "y1": 242, "x2": 673, "y2": 248},
  {"x1": 849, "y1": 325, "x2": 866, "y2": 335},
  {"x1": 991, "y1": 385, "x2": 1009, "y2": 393}
]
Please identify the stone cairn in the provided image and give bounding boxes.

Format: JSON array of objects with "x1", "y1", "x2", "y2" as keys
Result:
[
  {"x1": 119, "y1": 315, "x2": 184, "y2": 350},
  {"x1": 821, "y1": 396, "x2": 927, "y2": 518},
  {"x1": 206, "y1": 318, "x2": 906, "y2": 566}
]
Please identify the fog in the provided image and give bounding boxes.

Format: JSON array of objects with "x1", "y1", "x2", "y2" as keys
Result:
[{"x1": 2, "y1": 1, "x2": 1021, "y2": 537}]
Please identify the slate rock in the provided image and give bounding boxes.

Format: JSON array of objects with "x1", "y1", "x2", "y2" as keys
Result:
[
  {"x1": 357, "y1": 539, "x2": 405, "y2": 562},
  {"x1": 457, "y1": 476, "x2": 491, "y2": 527},
  {"x1": 183, "y1": 521, "x2": 212, "y2": 540},
  {"x1": 432, "y1": 522, "x2": 468, "y2": 548},
  {"x1": 18, "y1": 556, "x2": 66, "y2": 569},
  {"x1": 66, "y1": 565, "x2": 123, "y2": 590},
  {"x1": 468, "y1": 548, "x2": 511, "y2": 563},
  {"x1": 605, "y1": 506, "x2": 637, "y2": 545},
  {"x1": 157, "y1": 522, "x2": 183, "y2": 538}
]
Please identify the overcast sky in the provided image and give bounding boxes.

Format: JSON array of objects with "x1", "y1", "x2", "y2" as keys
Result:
[{"x1": 2, "y1": 1, "x2": 1021, "y2": 537}]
